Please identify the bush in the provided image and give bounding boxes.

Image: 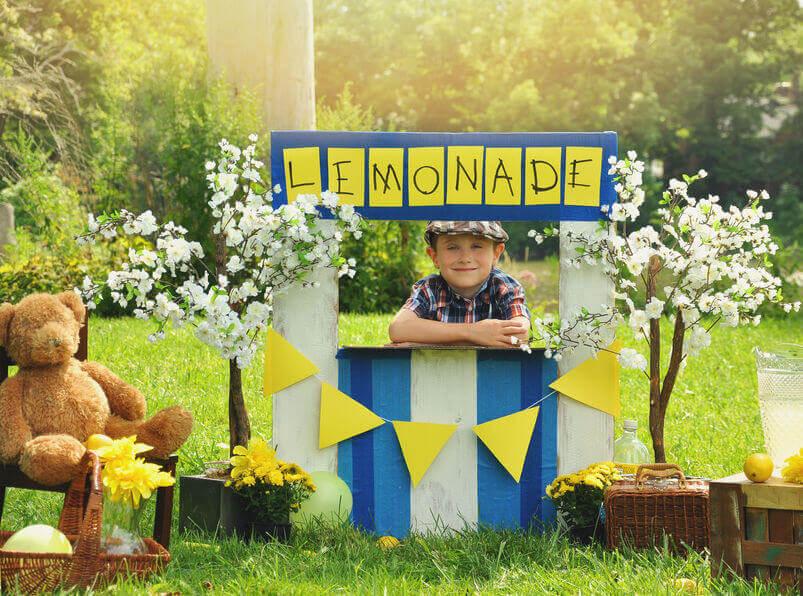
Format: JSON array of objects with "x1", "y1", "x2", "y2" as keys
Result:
[
  {"x1": 339, "y1": 221, "x2": 429, "y2": 313},
  {"x1": 88, "y1": 62, "x2": 264, "y2": 263}
]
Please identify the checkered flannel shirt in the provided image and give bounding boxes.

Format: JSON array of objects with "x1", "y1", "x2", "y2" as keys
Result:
[{"x1": 402, "y1": 268, "x2": 530, "y2": 323}]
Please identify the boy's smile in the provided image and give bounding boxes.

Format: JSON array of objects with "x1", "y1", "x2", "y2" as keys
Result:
[{"x1": 427, "y1": 234, "x2": 505, "y2": 298}]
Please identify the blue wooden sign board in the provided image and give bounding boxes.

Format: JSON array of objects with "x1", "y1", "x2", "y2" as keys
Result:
[{"x1": 270, "y1": 131, "x2": 618, "y2": 221}]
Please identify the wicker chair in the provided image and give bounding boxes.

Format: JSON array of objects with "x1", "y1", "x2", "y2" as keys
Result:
[{"x1": 0, "y1": 312, "x2": 177, "y2": 548}]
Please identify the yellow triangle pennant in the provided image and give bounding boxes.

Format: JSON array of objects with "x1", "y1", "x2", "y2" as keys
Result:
[
  {"x1": 472, "y1": 407, "x2": 540, "y2": 482},
  {"x1": 263, "y1": 329, "x2": 319, "y2": 396},
  {"x1": 392, "y1": 421, "x2": 458, "y2": 487},
  {"x1": 549, "y1": 340, "x2": 621, "y2": 417},
  {"x1": 318, "y1": 382, "x2": 385, "y2": 449}
]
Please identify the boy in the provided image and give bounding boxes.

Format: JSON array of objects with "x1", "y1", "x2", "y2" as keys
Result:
[{"x1": 388, "y1": 221, "x2": 530, "y2": 348}]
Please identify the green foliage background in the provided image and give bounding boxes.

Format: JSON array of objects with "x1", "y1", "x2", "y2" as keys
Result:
[{"x1": 0, "y1": 0, "x2": 800, "y2": 311}]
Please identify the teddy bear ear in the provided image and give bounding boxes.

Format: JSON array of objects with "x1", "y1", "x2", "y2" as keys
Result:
[
  {"x1": 0, "y1": 303, "x2": 14, "y2": 348},
  {"x1": 58, "y1": 291, "x2": 86, "y2": 324}
]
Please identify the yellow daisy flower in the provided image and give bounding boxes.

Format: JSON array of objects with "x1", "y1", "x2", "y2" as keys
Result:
[
  {"x1": 781, "y1": 448, "x2": 803, "y2": 484},
  {"x1": 91, "y1": 435, "x2": 152, "y2": 467}
]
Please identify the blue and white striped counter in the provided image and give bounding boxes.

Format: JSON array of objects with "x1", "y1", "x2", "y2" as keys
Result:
[{"x1": 336, "y1": 346, "x2": 558, "y2": 537}]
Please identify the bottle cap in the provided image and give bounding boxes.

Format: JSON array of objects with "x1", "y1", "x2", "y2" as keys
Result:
[{"x1": 623, "y1": 419, "x2": 638, "y2": 431}]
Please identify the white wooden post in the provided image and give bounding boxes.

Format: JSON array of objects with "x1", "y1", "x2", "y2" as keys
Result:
[
  {"x1": 557, "y1": 222, "x2": 615, "y2": 474},
  {"x1": 207, "y1": 0, "x2": 333, "y2": 472}
]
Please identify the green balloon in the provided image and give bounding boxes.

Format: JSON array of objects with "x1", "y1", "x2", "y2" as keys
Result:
[{"x1": 290, "y1": 471, "x2": 353, "y2": 527}]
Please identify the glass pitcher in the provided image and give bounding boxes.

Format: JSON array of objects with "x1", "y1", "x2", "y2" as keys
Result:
[{"x1": 754, "y1": 343, "x2": 803, "y2": 464}]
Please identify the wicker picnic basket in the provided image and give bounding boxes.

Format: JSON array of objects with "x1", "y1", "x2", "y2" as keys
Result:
[
  {"x1": 0, "y1": 451, "x2": 170, "y2": 593},
  {"x1": 604, "y1": 463, "x2": 709, "y2": 552}
]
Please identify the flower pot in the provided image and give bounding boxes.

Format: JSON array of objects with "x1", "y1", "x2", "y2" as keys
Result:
[
  {"x1": 220, "y1": 489, "x2": 291, "y2": 542},
  {"x1": 178, "y1": 475, "x2": 228, "y2": 534},
  {"x1": 568, "y1": 522, "x2": 605, "y2": 545},
  {"x1": 232, "y1": 521, "x2": 292, "y2": 543}
]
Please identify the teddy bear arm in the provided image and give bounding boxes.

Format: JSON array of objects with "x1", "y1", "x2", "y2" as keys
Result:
[
  {"x1": 81, "y1": 361, "x2": 146, "y2": 421},
  {"x1": 0, "y1": 376, "x2": 33, "y2": 464}
]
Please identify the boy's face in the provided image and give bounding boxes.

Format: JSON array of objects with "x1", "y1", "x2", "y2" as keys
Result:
[{"x1": 427, "y1": 233, "x2": 505, "y2": 295}]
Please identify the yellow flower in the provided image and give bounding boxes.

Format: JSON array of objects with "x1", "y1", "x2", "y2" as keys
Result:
[
  {"x1": 267, "y1": 469, "x2": 285, "y2": 486},
  {"x1": 583, "y1": 475, "x2": 604, "y2": 489},
  {"x1": 781, "y1": 448, "x2": 803, "y2": 484},
  {"x1": 280, "y1": 462, "x2": 305, "y2": 476},
  {"x1": 91, "y1": 435, "x2": 152, "y2": 467},
  {"x1": 85, "y1": 434, "x2": 114, "y2": 451},
  {"x1": 230, "y1": 437, "x2": 278, "y2": 482},
  {"x1": 103, "y1": 458, "x2": 175, "y2": 508}
]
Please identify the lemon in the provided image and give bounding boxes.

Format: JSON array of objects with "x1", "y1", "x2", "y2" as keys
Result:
[
  {"x1": 743, "y1": 453, "x2": 774, "y2": 483},
  {"x1": 376, "y1": 535, "x2": 400, "y2": 550}
]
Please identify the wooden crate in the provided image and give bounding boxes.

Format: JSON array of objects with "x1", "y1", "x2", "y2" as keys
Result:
[{"x1": 710, "y1": 473, "x2": 802, "y2": 590}]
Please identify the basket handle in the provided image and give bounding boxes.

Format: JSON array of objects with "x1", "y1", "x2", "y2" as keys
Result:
[
  {"x1": 62, "y1": 451, "x2": 103, "y2": 588},
  {"x1": 635, "y1": 463, "x2": 687, "y2": 489}
]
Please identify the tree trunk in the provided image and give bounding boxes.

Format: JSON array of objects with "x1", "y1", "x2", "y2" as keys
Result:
[
  {"x1": 228, "y1": 361, "x2": 251, "y2": 453},
  {"x1": 646, "y1": 255, "x2": 663, "y2": 461}
]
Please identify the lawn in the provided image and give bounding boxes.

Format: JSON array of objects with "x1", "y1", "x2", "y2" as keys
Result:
[{"x1": 4, "y1": 313, "x2": 801, "y2": 594}]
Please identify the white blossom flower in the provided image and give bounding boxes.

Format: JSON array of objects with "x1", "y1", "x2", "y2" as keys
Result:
[
  {"x1": 618, "y1": 348, "x2": 647, "y2": 371},
  {"x1": 76, "y1": 137, "x2": 362, "y2": 369},
  {"x1": 645, "y1": 297, "x2": 664, "y2": 319}
]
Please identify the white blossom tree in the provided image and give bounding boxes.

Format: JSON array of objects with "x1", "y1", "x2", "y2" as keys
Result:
[
  {"x1": 529, "y1": 152, "x2": 799, "y2": 462},
  {"x1": 77, "y1": 136, "x2": 363, "y2": 452}
]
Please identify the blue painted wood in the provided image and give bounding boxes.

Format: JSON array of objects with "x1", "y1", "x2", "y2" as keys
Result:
[
  {"x1": 347, "y1": 355, "x2": 375, "y2": 531},
  {"x1": 270, "y1": 131, "x2": 618, "y2": 221},
  {"x1": 371, "y1": 354, "x2": 411, "y2": 537},
  {"x1": 476, "y1": 352, "x2": 522, "y2": 529},
  {"x1": 539, "y1": 357, "x2": 558, "y2": 525},
  {"x1": 337, "y1": 357, "x2": 353, "y2": 498},
  {"x1": 336, "y1": 347, "x2": 558, "y2": 534}
]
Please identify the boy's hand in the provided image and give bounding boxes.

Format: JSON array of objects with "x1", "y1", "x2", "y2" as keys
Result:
[{"x1": 469, "y1": 319, "x2": 530, "y2": 348}]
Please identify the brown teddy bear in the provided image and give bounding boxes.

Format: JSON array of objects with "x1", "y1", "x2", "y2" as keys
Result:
[{"x1": 0, "y1": 292, "x2": 193, "y2": 486}]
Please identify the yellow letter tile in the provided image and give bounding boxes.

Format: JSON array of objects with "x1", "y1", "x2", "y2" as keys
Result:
[{"x1": 283, "y1": 147, "x2": 322, "y2": 203}]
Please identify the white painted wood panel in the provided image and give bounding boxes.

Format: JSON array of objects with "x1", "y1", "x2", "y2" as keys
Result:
[
  {"x1": 558, "y1": 222, "x2": 615, "y2": 475},
  {"x1": 410, "y1": 350, "x2": 478, "y2": 533},
  {"x1": 273, "y1": 264, "x2": 339, "y2": 473}
]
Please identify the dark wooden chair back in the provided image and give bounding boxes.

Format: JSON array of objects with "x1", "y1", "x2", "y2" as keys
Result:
[{"x1": 0, "y1": 309, "x2": 176, "y2": 548}]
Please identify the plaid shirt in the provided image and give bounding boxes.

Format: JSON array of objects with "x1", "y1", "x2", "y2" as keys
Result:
[{"x1": 403, "y1": 268, "x2": 530, "y2": 323}]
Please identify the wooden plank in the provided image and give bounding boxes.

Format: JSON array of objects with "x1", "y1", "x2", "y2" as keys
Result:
[
  {"x1": 742, "y1": 482, "x2": 803, "y2": 511},
  {"x1": 342, "y1": 344, "x2": 547, "y2": 352},
  {"x1": 709, "y1": 483, "x2": 745, "y2": 577},
  {"x1": 768, "y1": 509, "x2": 795, "y2": 544},
  {"x1": 745, "y1": 508, "x2": 768, "y2": 542},
  {"x1": 409, "y1": 349, "x2": 477, "y2": 533},
  {"x1": 273, "y1": 266, "x2": 339, "y2": 474},
  {"x1": 557, "y1": 221, "x2": 614, "y2": 475},
  {"x1": 741, "y1": 541, "x2": 803, "y2": 568},
  {"x1": 795, "y1": 511, "x2": 802, "y2": 545}
]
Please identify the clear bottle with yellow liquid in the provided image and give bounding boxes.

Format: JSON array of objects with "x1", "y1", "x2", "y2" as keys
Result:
[{"x1": 613, "y1": 419, "x2": 651, "y2": 474}]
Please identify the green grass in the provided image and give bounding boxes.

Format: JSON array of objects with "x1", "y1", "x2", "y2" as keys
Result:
[{"x1": 3, "y1": 313, "x2": 801, "y2": 594}]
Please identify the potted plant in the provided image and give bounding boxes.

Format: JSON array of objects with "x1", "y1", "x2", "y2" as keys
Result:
[
  {"x1": 545, "y1": 462, "x2": 621, "y2": 544},
  {"x1": 76, "y1": 135, "x2": 363, "y2": 533},
  {"x1": 529, "y1": 152, "x2": 799, "y2": 462},
  {"x1": 218, "y1": 437, "x2": 315, "y2": 541}
]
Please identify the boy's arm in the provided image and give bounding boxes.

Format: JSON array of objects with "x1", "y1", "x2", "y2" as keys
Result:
[{"x1": 388, "y1": 309, "x2": 528, "y2": 348}]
